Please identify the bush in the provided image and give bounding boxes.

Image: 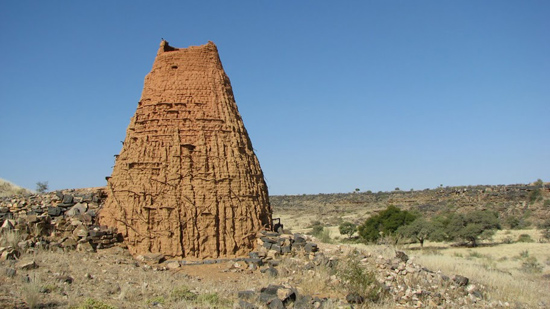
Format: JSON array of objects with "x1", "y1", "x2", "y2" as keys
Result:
[
  {"x1": 358, "y1": 205, "x2": 417, "y2": 243},
  {"x1": 74, "y1": 298, "x2": 116, "y2": 309},
  {"x1": 339, "y1": 222, "x2": 357, "y2": 239},
  {"x1": 444, "y1": 210, "x2": 500, "y2": 246},
  {"x1": 197, "y1": 293, "x2": 230, "y2": 307},
  {"x1": 310, "y1": 224, "x2": 324, "y2": 237},
  {"x1": 336, "y1": 253, "x2": 385, "y2": 302},
  {"x1": 529, "y1": 188, "x2": 542, "y2": 203},
  {"x1": 517, "y1": 234, "x2": 534, "y2": 243},
  {"x1": 317, "y1": 229, "x2": 332, "y2": 243},
  {"x1": 521, "y1": 257, "x2": 543, "y2": 274},
  {"x1": 170, "y1": 286, "x2": 197, "y2": 301},
  {"x1": 35, "y1": 181, "x2": 48, "y2": 194}
]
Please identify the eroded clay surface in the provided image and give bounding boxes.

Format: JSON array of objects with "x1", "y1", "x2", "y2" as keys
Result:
[{"x1": 99, "y1": 40, "x2": 272, "y2": 259}]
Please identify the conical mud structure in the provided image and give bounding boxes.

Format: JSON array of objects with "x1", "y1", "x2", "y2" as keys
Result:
[{"x1": 99, "y1": 40, "x2": 272, "y2": 259}]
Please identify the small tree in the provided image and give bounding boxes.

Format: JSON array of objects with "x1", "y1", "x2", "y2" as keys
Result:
[
  {"x1": 339, "y1": 222, "x2": 357, "y2": 239},
  {"x1": 358, "y1": 205, "x2": 417, "y2": 243},
  {"x1": 397, "y1": 218, "x2": 440, "y2": 248},
  {"x1": 537, "y1": 220, "x2": 550, "y2": 242},
  {"x1": 445, "y1": 210, "x2": 500, "y2": 247},
  {"x1": 36, "y1": 181, "x2": 49, "y2": 193}
]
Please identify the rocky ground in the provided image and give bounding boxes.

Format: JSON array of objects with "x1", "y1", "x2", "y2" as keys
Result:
[{"x1": 0, "y1": 232, "x2": 523, "y2": 309}]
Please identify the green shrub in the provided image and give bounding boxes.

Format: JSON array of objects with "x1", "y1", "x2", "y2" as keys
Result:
[
  {"x1": 336, "y1": 253, "x2": 385, "y2": 302},
  {"x1": 311, "y1": 225, "x2": 324, "y2": 236},
  {"x1": 170, "y1": 286, "x2": 197, "y2": 301},
  {"x1": 74, "y1": 298, "x2": 116, "y2": 309},
  {"x1": 146, "y1": 296, "x2": 165, "y2": 306},
  {"x1": 317, "y1": 229, "x2": 332, "y2": 243},
  {"x1": 529, "y1": 188, "x2": 542, "y2": 203},
  {"x1": 358, "y1": 205, "x2": 417, "y2": 243},
  {"x1": 519, "y1": 250, "x2": 530, "y2": 258},
  {"x1": 521, "y1": 257, "x2": 543, "y2": 273},
  {"x1": 339, "y1": 222, "x2": 357, "y2": 239},
  {"x1": 517, "y1": 234, "x2": 534, "y2": 243},
  {"x1": 197, "y1": 293, "x2": 230, "y2": 307}
]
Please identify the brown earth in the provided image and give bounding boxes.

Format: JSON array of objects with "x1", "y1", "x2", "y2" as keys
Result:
[{"x1": 100, "y1": 40, "x2": 272, "y2": 260}]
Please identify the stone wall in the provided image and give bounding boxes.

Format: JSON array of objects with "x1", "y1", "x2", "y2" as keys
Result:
[{"x1": 0, "y1": 189, "x2": 122, "y2": 256}]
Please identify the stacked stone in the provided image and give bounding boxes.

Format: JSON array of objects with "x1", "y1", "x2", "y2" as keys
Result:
[
  {"x1": 0, "y1": 189, "x2": 123, "y2": 256},
  {"x1": 372, "y1": 252, "x2": 485, "y2": 307},
  {"x1": 253, "y1": 231, "x2": 318, "y2": 261}
]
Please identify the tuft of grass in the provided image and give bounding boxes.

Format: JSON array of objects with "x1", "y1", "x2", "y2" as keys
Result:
[
  {"x1": 336, "y1": 252, "x2": 385, "y2": 303},
  {"x1": 468, "y1": 251, "x2": 483, "y2": 259},
  {"x1": 521, "y1": 257, "x2": 543, "y2": 274},
  {"x1": 170, "y1": 286, "x2": 197, "y2": 301},
  {"x1": 0, "y1": 229, "x2": 23, "y2": 248},
  {"x1": 21, "y1": 281, "x2": 42, "y2": 309},
  {"x1": 517, "y1": 234, "x2": 534, "y2": 243},
  {"x1": 196, "y1": 292, "x2": 230, "y2": 307},
  {"x1": 519, "y1": 250, "x2": 530, "y2": 259},
  {"x1": 72, "y1": 298, "x2": 116, "y2": 309},
  {"x1": 146, "y1": 296, "x2": 165, "y2": 306}
]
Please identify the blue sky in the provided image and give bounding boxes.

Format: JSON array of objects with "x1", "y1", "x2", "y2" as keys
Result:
[{"x1": 0, "y1": 1, "x2": 548, "y2": 195}]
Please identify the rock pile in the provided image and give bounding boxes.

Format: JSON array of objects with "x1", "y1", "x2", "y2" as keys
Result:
[
  {"x1": 371, "y1": 251, "x2": 488, "y2": 308},
  {"x1": 0, "y1": 189, "x2": 122, "y2": 257},
  {"x1": 100, "y1": 40, "x2": 272, "y2": 259}
]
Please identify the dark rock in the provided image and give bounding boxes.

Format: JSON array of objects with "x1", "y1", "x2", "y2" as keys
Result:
[
  {"x1": 55, "y1": 191, "x2": 64, "y2": 199},
  {"x1": 47, "y1": 207, "x2": 62, "y2": 217},
  {"x1": 396, "y1": 251, "x2": 409, "y2": 262},
  {"x1": 238, "y1": 300, "x2": 257, "y2": 309},
  {"x1": 263, "y1": 242, "x2": 273, "y2": 250},
  {"x1": 261, "y1": 267, "x2": 278, "y2": 277},
  {"x1": 245, "y1": 258, "x2": 263, "y2": 267},
  {"x1": 294, "y1": 295, "x2": 313, "y2": 309},
  {"x1": 304, "y1": 262, "x2": 315, "y2": 270},
  {"x1": 238, "y1": 290, "x2": 256, "y2": 301},
  {"x1": 472, "y1": 290, "x2": 483, "y2": 299},
  {"x1": 268, "y1": 298, "x2": 285, "y2": 309},
  {"x1": 89, "y1": 230, "x2": 105, "y2": 238},
  {"x1": 281, "y1": 246, "x2": 292, "y2": 254},
  {"x1": 60, "y1": 195, "x2": 74, "y2": 206},
  {"x1": 268, "y1": 260, "x2": 280, "y2": 267},
  {"x1": 249, "y1": 252, "x2": 260, "y2": 259},
  {"x1": 270, "y1": 244, "x2": 281, "y2": 253},
  {"x1": 293, "y1": 234, "x2": 306, "y2": 244},
  {"x1": 453, "y1": 275, "x2": 469, "y2": 286},
  {"x1": 304, "y1": 243, "x2": 318, "y2": 253},
  {"x1": 346, "y1": 293, "x2": 364, "y2": 304},
  {"x1": 259, "y1": 284, "x2": 281, "y2": 303},
  {"x1": 56, "y1": 275, "x2": 73, "y2": 284}
]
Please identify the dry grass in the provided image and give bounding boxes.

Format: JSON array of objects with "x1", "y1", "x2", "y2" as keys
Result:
[
  {"x1": 0, "y1": 178, "x2": 31, "y2": 197},
  {"x1": 403, "y1": 235, "x2": 550, "y2": 308}
]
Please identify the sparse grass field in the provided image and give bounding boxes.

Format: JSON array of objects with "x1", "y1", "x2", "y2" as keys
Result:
[{"x1": 278, "y1": 207, "x2": 550, "y2": 308}]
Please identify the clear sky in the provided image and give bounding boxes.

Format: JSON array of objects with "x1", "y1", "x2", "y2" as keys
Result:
[{"x1": 0, "y1": 1, "x2": 548, "y2": 195}]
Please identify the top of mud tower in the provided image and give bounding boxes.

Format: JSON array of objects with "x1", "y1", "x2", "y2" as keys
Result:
[{"x1": 99, "y1": 40, "x2": 272, "y2": 259}]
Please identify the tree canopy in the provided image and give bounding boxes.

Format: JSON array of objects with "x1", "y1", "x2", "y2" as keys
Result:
[{"x1": 358, "y1": 205, "x2": 417, "y2": 242}]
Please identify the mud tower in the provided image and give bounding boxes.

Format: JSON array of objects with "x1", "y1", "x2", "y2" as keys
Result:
[{"x1": 99, "y1": 40, "x2": 272, "y2": 259}]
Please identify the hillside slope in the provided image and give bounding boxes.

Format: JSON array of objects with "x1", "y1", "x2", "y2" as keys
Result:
[
  {"x1": 271, "y1": 183, "x2": 550, "y2": 229},
  {"x1": 0, "y1": 178, "x2": 31, "y2": 197}
]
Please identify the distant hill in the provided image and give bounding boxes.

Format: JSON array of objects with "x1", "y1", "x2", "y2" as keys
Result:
[
  {"x1": 271, "y1": 183, "x2": 550, "y2": 227},
  {"x1": 0, "y1": 178, "x2": 32, "y2": 197}
]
